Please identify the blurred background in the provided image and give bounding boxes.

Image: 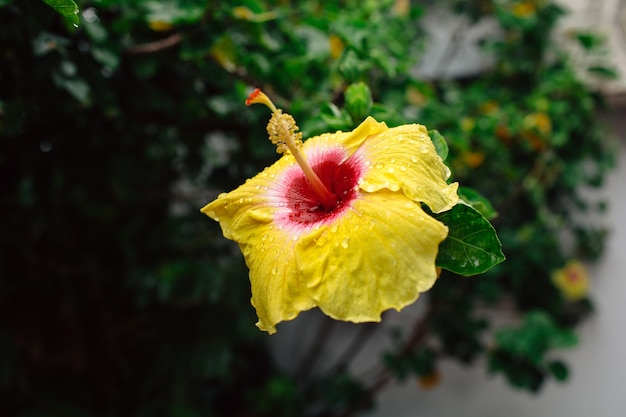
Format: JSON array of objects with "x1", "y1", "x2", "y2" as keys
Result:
[{"x1": 1, "y1": 0, "x2": 624, "y2": 416}]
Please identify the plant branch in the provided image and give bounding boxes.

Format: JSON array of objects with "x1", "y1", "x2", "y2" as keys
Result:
[
  {"x1": 296, "y1": 317, "x2": 335, "y2": 380},
  {"x1": 125, "y1": 33, "x2": 184, "y2": 54},
  {"x1": 330, "y1": 322, "x2": 378, "y2": 374},
  {"x1": 337, "y1": 304, "x2": 435, "y2": 417}
]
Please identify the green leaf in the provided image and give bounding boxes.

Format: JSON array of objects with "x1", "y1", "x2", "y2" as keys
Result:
[
  {"x1": 458, "y1": 186, "x2": 497, "y2": 220},
  {"x1": 41, "y1": 0, "x2": 79, "y2": 27},
  {"x1": 428, "y1": 129, "x2": 448, "y2": 161},
  {"x1": 143, "y1": 1, "x2": 207, "y2": 26},
  {"x1": 434, "y1": 203, "x2": 505, "y2": 275},
  {"x1": 587, "y1": 66, "x2": 619, "y2": 80},
  {"x1": 548, "y1": 360, "x2": 569, "y2": 382}
]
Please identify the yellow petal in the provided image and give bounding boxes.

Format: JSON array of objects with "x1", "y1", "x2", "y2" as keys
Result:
[
  {"x1": 242, "y1": 227, "x2": 316, "y2": 334},
  {"x1": 201, "y1": 161, "x2": 316, "y2": 334},
  {"x1": 332, "y1": 116, "x2": 389, "y2": 154},
  {"x1": 355, "y1": 123, "x2": 459, "y2": 213},
  {"x1": 296, "y1": 190, "x2": 449, "y2": 323}
]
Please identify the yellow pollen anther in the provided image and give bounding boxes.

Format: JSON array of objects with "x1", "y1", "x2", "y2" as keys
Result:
[{"x1": 246, "y1": 88, "x2": 337, "y2": 210}]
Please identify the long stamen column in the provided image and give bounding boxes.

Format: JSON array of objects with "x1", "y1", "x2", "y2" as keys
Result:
[{"x1": 246, "y1": 89, "x2": 337, "y2": 210}]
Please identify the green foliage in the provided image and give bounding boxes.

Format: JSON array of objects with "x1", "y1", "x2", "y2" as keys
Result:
[
  {"x1": 0, "y1": 0, "x2": 616, "y2": 416},
  {"x1": 488, "y1": 311, "x2": 578, "y2": 391},
  {"x1": 435, "y1": 203, "x2": 505, "y2": 276},
  {"x1": 41, "y1": 0, "x2": 79, "y2": 27}
]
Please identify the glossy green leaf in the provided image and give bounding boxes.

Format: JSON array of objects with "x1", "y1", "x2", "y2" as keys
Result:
[
  {"x1": 41, "y1": 0, "x2": 79, "y2": 27},
  {"x1": 435, "y1": 203, "x2": 505, "y2": 276},
  {"x1": 458, "y1": 186, "x2": 497, "y2": 220},
  {"x1": 428, "y1": 129, "x2": 448, "y2": 161}
]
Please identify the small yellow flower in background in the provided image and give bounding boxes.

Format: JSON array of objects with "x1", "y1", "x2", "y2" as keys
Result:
[
  {"x1": 552, "y1": 260, "x2": 590, "y2": 301},
  {"x1": 329, "y1": 34, "x2": 345, "y2": 60},
  {"x1": 232, "y1": 6, "x2": 277, "y2": 22},
  {"x1": 480, "y1": 101, "x2": 500, "y2": 115},
  {"x1": 461, "y1": 151, "x2": 486, "y2": 168},
  {"x1": 418, "y1": 370, "x2": 442, "y2": 390},
  {"x1": 148, "y1": 20, "x2": 173, "y2": 32},
  {"x1": 202, "y1": 89, "x2": 458, "y2": 334},
  {"x1": 512, "y1": 1, "x2": 536, "y2": 18},
  {"x1": 392, "y1": 0, "x2": 410, "y2": 17},
  {"x1": 406, "y1": 85, "x2": 427, "y2": 107},
  {"x1": 460, "y1": 117, "x2": 475, "y2": 132},
  {"x1": 522, "y1": 112, "x2": 552, "y2": 151}
]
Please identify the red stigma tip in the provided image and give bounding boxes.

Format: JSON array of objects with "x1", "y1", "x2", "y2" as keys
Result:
[{"x1": 245, "y1": 88, "x2": 261, "y2": 106}]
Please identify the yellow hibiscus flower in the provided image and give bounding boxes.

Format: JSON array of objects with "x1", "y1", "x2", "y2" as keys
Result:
[
  {"x1": 202, "y1": 89, "x2": 459, "y2": 334},
  {"x1": 552, "y1": 260, "x2": 590, "y2": 301}
]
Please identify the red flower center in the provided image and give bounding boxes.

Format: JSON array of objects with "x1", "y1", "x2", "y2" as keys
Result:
[{"x1": 283, "y1": 150, "x2": 362, "y2": 225}]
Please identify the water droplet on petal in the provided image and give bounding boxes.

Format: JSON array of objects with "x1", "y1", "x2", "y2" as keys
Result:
[
  {"x1": 271, "y1": 267, "x2": 278, "y2": 275},
  {"x1": 411, "y1": 156, "x2": 418, "y2": 163},
  {"x1": 420, "y1": 146, "x2": 429, "y2": 153},
  {"x1": 341, "y1": 238, "x2": 349, "y2": 249}
]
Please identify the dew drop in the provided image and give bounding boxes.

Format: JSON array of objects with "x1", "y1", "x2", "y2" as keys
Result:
[
  {"x1": 419, "y1": 145, "x2": 429, "y2": 153},
  {"x1": 330, "y1": 224, "x2": 338, "y2": 233},
  {"x1": 271, "y1": 267, "x2": 278, "y2": 275},
  {"x1": 375, "y1": 163, "x2": 384, "y2": 169},
  {"x1": 410, "y1": 156, "x2": 418, "y2": 163},
  {"x1": 341, "y1": 238, "x2": 349, "y2": 249},
  {"x1": 388, "y1": 167, "x2": 395, "y2": 174},
  {"x1": 292, "y1": 235, "x2": 299, "y2": 241},
  {"x1": 400, "y1": 166, "x2": 407, "y2": 172}
]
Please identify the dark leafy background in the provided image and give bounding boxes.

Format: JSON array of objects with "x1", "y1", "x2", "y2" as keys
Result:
[{"x1": 0, "y1": 0, "x2": 616, "y2": 416}]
